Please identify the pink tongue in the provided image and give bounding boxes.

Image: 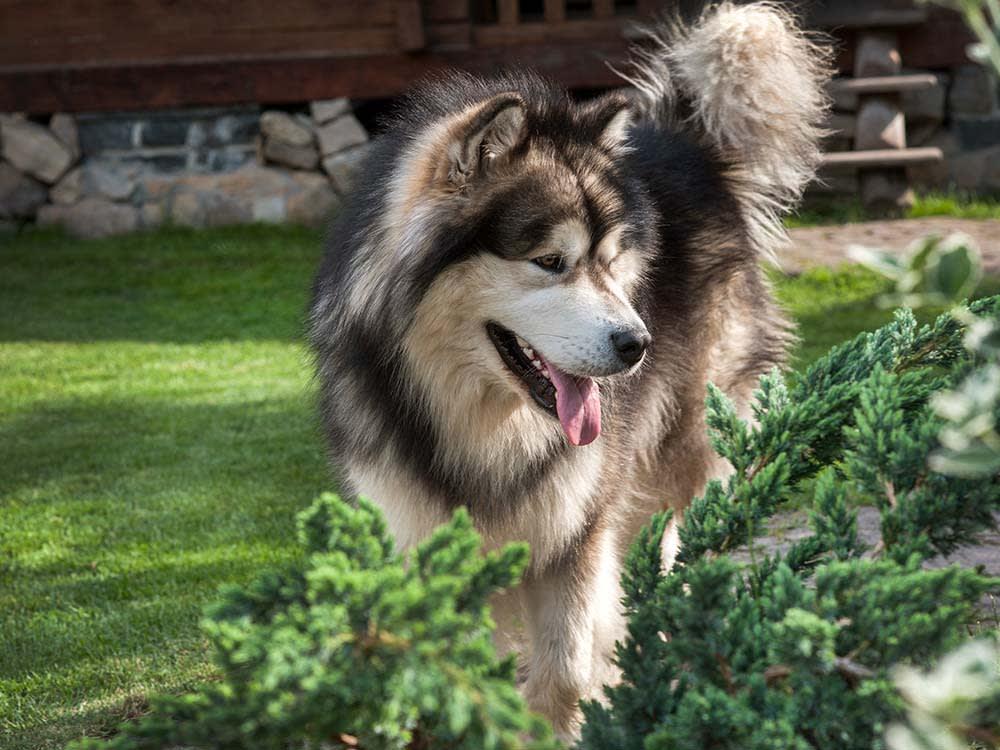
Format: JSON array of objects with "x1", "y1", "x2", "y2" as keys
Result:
[{"x1": 543, "y1": 361, "x2": 601, "y2": 446}]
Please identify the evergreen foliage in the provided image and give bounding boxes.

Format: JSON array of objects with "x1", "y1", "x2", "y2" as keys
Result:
[
  {"x1": 579, "y1": 296, "x2": 1000, "y2": 750},
  {"x1": 70, "y1": 496, "x2": 557, "y2": 750},
  {"x1": 74, "y1": 297, "x2": 999, "y2": 749}
]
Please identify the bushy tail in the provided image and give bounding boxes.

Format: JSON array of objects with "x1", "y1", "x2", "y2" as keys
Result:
[{"x1": 620, "y1": 2, "x2": 832, "y2": 256}]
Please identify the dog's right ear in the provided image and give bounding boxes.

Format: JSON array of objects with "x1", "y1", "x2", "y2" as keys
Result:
[{"x1": 441, "y1": 93, "x2": 525, "y2": 188}]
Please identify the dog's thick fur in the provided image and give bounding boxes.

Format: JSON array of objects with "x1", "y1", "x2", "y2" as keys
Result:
[{"x1": 310, "y1": 3, "x2": 829, "y2": 738}]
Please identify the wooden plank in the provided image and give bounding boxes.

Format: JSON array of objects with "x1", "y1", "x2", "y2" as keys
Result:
[
  {"x1": 809, "y1": 6, "x2": 927, "y2": 29},
  {"x1": 0, "y1": 40, "x2": 632, "y2": 113},
  {"x1": 830, "y1": 74, "x2": 937, "y2": 95},
  {"x1": 593, "y1": 0, "x2": 616, "y2": 19},
  {"x1": 498, "y1": 0, "x2": 519, "y2": 25},
  {"x1": 396, "y1": 0, "x2": 426, "y2": 51},
  {"x1": 475, "y1": 18, "x2": 625, "y2": 45},
  {"x1": 821, "y1": 147, "x2": 943, "y2": 169},
  {"x1": 545, "y1": 0, "x2": 567, "y2": 23}
]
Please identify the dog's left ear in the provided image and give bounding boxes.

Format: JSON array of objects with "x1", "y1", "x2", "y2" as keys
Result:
[
  {"x1": 581, "y1": 92, "x2": 632, "y2": 150},
  {"x1": 444, "y1": 93, "x2": 525, "y2": 188}
]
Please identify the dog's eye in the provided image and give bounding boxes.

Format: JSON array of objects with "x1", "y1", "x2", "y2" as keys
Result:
[{"x1": 532, "y1": 254, "x2": 565, "y2": 273}]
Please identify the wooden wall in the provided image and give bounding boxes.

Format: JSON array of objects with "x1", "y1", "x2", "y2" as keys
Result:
[{"x1": 0, "y1": 1, "x2": 974, "y2": 114}]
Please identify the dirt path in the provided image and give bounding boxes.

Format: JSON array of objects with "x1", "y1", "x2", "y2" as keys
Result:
[{"x1": 783, "y1": 217, "x2": 1000, "y2": 274}]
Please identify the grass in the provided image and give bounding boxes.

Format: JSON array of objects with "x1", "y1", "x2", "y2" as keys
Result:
[
  {"x1": 786, "y1": 191, "x2": 1000, "y2": 227},
  {"x1": 0, "y1": 223, "x2": 995, "y2": 749}
]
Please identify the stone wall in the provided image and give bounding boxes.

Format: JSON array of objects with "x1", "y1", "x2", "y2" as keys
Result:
[
  {"x1": 0, "y1": 100, "x2": 371, "y2": 237},
  {"x1": 821, "y1": 63, "x2": 1000, "y2": 195},
  {"x1": 3, "y1": 62, "x2": 999, "y2": 237}
]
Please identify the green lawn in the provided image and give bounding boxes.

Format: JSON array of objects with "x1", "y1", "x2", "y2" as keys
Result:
[
  {"x1": 787, "y1": 191, "x2": 1000, "y2": 227},
  {"x1": 0, "y1": 223, "x2": 992, "y2": 749}
]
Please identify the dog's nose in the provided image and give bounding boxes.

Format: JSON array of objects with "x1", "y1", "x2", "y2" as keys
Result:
[{"x1": 611, "y1": 329, "x2": 651, "y2": 366}]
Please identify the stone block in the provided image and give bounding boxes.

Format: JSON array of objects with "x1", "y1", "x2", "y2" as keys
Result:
[
  {"x1": 49, "y1": 113, "x2": 81, "y2": 162},
  {"x1": 948, "y1": 63, "x2": 997, "y2": 115},
  {"x1": 50, "y1": 167, "x2": 83, "y2": 205},
  {"x1": 37, "y1": 197, "x2": 139, "y2": 238},
  {"x1": 854, "y1": 32, "x2": 900, "y2": 77},
  {"x1": 954, "y1": 115, "x2": 1000, "y2": 150},
  {"x1": 0, "y1": 161, "x2": 47, "y2": 219},
  {"x1": 0, "y1": 116, "x2": 74, "y2": 184},
  {"x1": 263, "y1": 137, "x2": 319, "y2": 170},
  {"x1": 855, "y1": 98, "x2": 906, "y2": 150},
  {"x1": 260, "y1": 111, "x2": 313, "y2": 148},
  {"x1": 141, "y1": 118, "x2": 189, "y2": 148},
  {"x1": 287, "y1": 178, "x2": 340, "y2": 228},
  {"x1": 140, "y1": 201, "x2": 164, "y2": 229},
  {"x1": 316, "y1": 115, "x2": 367, "y2": 156},
  {"x1": 212, "y1": 113, "x2": 260, "y2": 145},
  {"x1": 82, "y1": 160, "x2": 140, "y2": 202},
  {"x1": 76, "y1": 116, "x2": 136, "y2": 154},
  {"x1": 901, "y1": 73, "x2": 946, "y2": 123},
  {"x1": 310, "y1": 99, "x2": 351, "y2": 125},
  {"x1": 322, "y1": 142, "x2": 372, "y2": 193},
  {"x1": 169, "y1": 187, "x2": 251, "y2": 228}
]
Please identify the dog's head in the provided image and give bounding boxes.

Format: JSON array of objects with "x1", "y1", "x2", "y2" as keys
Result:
[{"x1": 388, "y1": 83, "x2": 656, "y2": 447}]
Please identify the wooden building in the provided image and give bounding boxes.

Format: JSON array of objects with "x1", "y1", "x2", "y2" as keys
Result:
[{"x1": 0, "y1": 0, "x2": 975, "y2": 114}]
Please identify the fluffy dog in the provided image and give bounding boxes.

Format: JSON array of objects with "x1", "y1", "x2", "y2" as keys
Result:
[{"x1": 309, "y1": 3, "x2": 829, "y2": 738}]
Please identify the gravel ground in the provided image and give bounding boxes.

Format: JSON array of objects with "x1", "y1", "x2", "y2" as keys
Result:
[{"x1": 783, "y1": 217, "x2": 1000, "y2": 274}]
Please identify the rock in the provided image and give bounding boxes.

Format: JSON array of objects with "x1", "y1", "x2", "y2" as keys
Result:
[
  {"x1": 902, "y1": 73, "x2": 947, "y2": 123},
  {"x1": 322, "y1": 143, "x2": 372, "y2": 193},
  {"x1": 259, "y1": 111, "x2": 313, "y2": 148},
  {"x1": 948, "y1": 64, "x2": 997, "y2": 116},
  {"x1": 907, "y1": 121, "x2": 942, "y2": 148},
  {"x1": 854, "y1": 32, "x2": 900, "y2": 77},
  {"x1": 854, "y1": 98, "x2": 906, "y2": 150},
  {"x1": 37, "y1": 197, "x2": 139, "y2": 238},
  {"x1": 169, "y1": 188, "x2": 251, "y2": 228},
  {"x1": 0, "y1": 116, "x2": 74, "y2": 183},
  {"x1": 49, "y1": 167, "x2": 83, "y2": 205},
  {"x1": 954, "y1": 115, "x2": 1000, "y2": 150},
  {"x1": 310, "y1": 98, "x2": 351, "y2": 125},
  {"x1": 252, "y1": 195, "x2": 287, "y2": 223},
  {"x1": 82, "y1": 160, "x2": 139, "y2": 202},
  {"x1": 0, "y1": 161, "x2": 47, "y2": 219},
  {"x1": 287, "y1": 172, "x2": 340, "y2": 227},
  {"x1": 49, "y1": 113, "x2": 81, "y2": 162},
  {"x1": 262, "y1": 137, "x2": 319, "y2": 170},
  {"x1": 140, "y1": 202, "x2": 164, "y2": 229},
  {"x1": 984, "y1": 147, "x2": 1000, "y2": 190},
  {"x1": 316, "y1": 114, "x2": 367, "y2": 156},
  {"x1": 826, "y1": 112, "x2": 856, "y2": 140},
  {"x1": 831, "y1": 83, "x2": 857, "y2": 112},
  {"x1": 907, "y1": 130, "x2": 959, "y2": 188}
]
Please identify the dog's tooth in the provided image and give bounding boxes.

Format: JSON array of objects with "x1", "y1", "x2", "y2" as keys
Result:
[
  {"x1": 531, "y1": 358, "x2": 542, "y2": 369},
  {"x1": 524, "y1": 347, "x2": 535, "y2": 359}
]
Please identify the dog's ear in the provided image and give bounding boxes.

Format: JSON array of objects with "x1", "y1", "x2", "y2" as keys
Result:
[
  {"x1": 444, "y1": 93, "x2": 525, "y2": 188},
  {"x1": 581, "y1": 92, "x2": 633, "y2": 150}
]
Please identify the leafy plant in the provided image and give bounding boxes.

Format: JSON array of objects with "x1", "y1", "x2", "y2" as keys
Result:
[
  {"x1": 578, "y1": 297, "x2": 1000, "y2": 750},
  {"x1": 69, "y1": 495, "x2": 557, "y2": 750}
]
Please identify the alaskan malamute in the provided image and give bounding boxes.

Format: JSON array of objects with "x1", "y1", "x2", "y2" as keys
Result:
[{"x1": 310, "y1": 3, "x2": 828, "y2": 738}]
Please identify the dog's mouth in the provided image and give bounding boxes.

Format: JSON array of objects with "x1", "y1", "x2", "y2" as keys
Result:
[{"x1": 486, "y1": 322, "x2": 601, "y2": 446}]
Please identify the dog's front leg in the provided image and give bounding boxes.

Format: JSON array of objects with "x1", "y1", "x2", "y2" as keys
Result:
[{"x1": 521, "y1": 524, "x2": 623, "y2": 741}]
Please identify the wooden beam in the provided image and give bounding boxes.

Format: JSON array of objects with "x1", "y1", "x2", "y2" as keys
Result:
[
  {"x1": 498, "y1": 0, "x2": 519, "y2": 25},
  {"x1": 593, "y1": 0, "x2": 616, "y2": 19},
  {"x1": 544, "y1": 0, "x2": 566, "y2": 23},
  {"x1": 821, "y1": 147, "x2": 943, "y2": 169},
  {"x1": 0, "y1": 41, "x2": 631, "y2": 114},
  {"x1": 830, "y1": 74, "x2": 937, "y2": 95},
  {"x1": 396, "y1": 1, "x2": 427, "y2": 51}
]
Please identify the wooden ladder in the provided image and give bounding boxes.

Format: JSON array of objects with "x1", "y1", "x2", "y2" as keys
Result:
[{"x1": 815, "y1": 5, "x2": 943, "y2": 213}]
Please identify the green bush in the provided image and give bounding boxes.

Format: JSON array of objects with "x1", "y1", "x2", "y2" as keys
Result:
[
  {"x1": 74, "y1": 298, "x2": 1000, "y2": 750},
  {"x1": 579, "y1": 297, "x2": 1000, "y2": 750},
  {"x1": 70, "y1": 497, "x2": 556, "y2": 750}
]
